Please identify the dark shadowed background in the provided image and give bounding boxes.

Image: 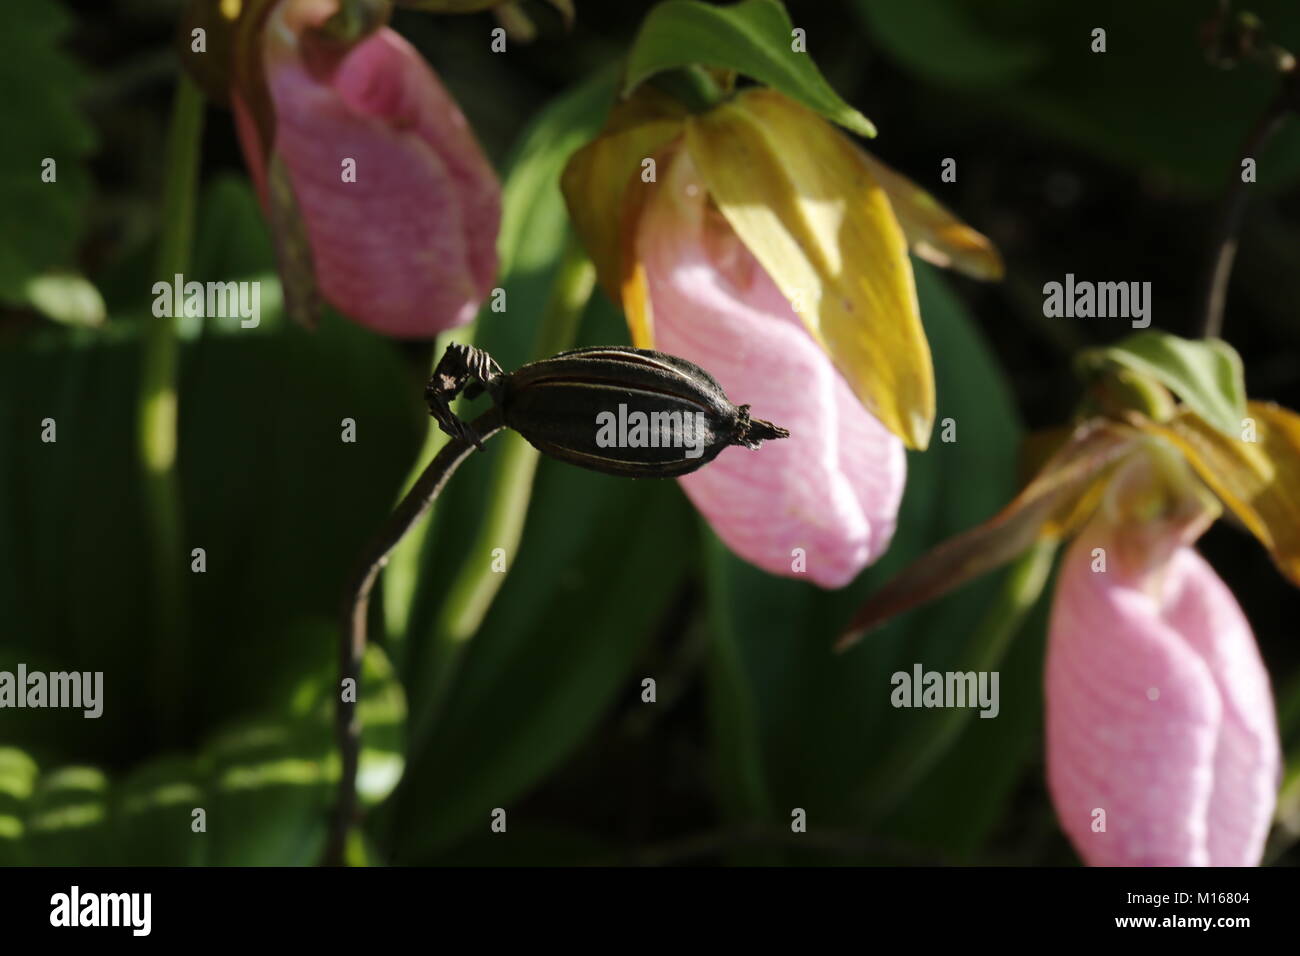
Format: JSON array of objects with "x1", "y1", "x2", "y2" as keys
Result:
[{"x1": 1, "y1": 0, "x2": 1297, "y2": 865}]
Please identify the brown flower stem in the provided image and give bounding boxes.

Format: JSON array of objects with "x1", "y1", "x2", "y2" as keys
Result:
[
  {"x1": 407, "y1": 238, "x2": 595, "y2": 755},
  {"x1": 324, "y1": 408, "x2": 504, "y2": 866},
  {"x1": 1200, "y1": 90, "x2": 1294, "y2": 339},
  {"x1": 1199, "y1": 1, "x2": 1300, "y2": 339}
]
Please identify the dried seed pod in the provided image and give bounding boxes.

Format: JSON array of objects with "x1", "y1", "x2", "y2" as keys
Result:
[{"x1": 427, "y1": 344, "x2": 788, "y2": 477}]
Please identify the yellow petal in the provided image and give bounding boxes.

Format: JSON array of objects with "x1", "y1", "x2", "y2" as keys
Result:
[
  {"x1": 684, "y1": 89, "x2": 933, "y2": 448},
  {"x1": 857, "y1": 153, "x2": 1004, "y2": 281},
  {"x1": 1141, "y1": 402, "x2": 1300, "y2": 587},
  {"x1": 620, "y1": 255, "x2": 654, "y2": 349},
  {"x1": 560, "y1": 88, "x2": 688, "y2": 304},
  {"x1": 838, "y1": 419, "x2": 1141, "y2": 647}
]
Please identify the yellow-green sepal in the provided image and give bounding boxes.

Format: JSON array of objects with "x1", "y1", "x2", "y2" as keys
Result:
[
  {"x1": 685, "y1": 89, "x2": 934, "y2": 448},
  {"x1": 560, "y1": 88, "x2": 689, "y2": 307},
  {"x1": 1141, "y1": 402, "x2": 1300, "y2": 587},
  {"x1": 857, "y1": 152, "x2": 1003, "y2": 281}
]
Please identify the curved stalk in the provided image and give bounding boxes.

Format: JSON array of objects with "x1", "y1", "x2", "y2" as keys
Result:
[
  {"x1": 409, "y1": 238, "x2": 595, "y2": 751},
  {"x1": 325, "y1": 408, "x2": 504, "y2": 866}
]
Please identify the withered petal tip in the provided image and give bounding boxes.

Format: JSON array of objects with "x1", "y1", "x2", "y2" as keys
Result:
[{"x1": 735, "y1": 404, "x2": 790, "y2": 449}]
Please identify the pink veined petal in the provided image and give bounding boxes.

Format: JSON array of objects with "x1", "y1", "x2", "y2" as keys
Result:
[
  {"x1": 1161, "y1": 548, "x2": 1280, "y2": 866},
  {"x1": 1045, "y1": 528, "x2": 1279, "y2": 866},
  {"x1": 236, "y1": 3, "x2": 501, "y2": 337},
  {"x1": 331, "y1": 29, "x2": 500, "y2": 302},
  {"x1": 1046, "y1": 533, "x2": 1220, "y2": 865},
  {"x1": 635, "y1": 148, "x2": 906, "y2": 588}
]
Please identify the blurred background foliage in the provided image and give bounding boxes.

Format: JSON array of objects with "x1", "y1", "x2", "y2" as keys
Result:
[{"x1": 1, "y1": 0, "x2": 1299, "y2": 865}]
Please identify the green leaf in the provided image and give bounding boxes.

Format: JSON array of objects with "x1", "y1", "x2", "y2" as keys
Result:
[
  {"x1": 24, "y1": 273, "x2": 106, "y2": 328},
  {"x1": 191, "y1": 174, "x2": 278, "y2": 289},
  {"x1": 624, "y1": 0, "x2": 876, "y2": 137},
  {"x1": 705, "y1": 534, "x2": 773, "y2": 825},
  {"x1": 861, "y1": 540, "x2": 1054, "y2": 822},
  {"x1": 0, "y1": 315, "x2": 422, "y2": 762},
  {"x1": 0, "y1": 748, "x2": 39, "y2": 865},
  {"x1": 1, "y1": 168, "x2": 427, "y2": 768},
  {"x1": 204, "y1": 642, "x2": 405, "y2": 866},
  {"x1": 293, "y1": 643, "x2": 408, "y2": 809},
  {"x1": 1083, "y1": 331, "x2": 1247, "y2": 437},
  {"x1": 881, "y1": 573, "x2": 1054, "y2": 857},
  {"x1": 0, "y1": 645, "x2": 404, "y2": 866},
  {"x1": 204, "y1": 719, "x2": 331, "y2": 866},
  {"x1": 26, "y1": 766, "x2": 113, "y2": 866},
  {"x1": 0, "y1": 0, "x2": 95, "y2": 303},
  {"x1": 116, "y1": 756, "x2": 208, "y2": 866}
]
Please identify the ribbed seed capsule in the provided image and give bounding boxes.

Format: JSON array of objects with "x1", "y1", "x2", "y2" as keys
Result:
[{"x1": 426, "y1": 344, "x2": 789, "y2": 478}]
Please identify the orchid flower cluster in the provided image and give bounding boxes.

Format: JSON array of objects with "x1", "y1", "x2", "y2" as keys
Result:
[{"x1": 199, "y1": 0, "x2": 1297, "y2": 866}]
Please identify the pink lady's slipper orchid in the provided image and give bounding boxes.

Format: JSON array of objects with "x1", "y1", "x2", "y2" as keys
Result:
[
  {"x1": 562, "y1": 85, "x2": 1001, "y2": 586},
  {"x1": 1045, "y1": 452, "x2": 1279, "y2": 866},
  {"x1": 841, "y1": 361, "x2": 1300, "y2": 865},
  {"x1": 233, "y1": 0, "x2": 500, "y2": 337},
  {"x1": 634, "y1": 149, "x2": 905, "y2": 586}
]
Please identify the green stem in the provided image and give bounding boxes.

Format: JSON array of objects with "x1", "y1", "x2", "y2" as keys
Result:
[
  {"x1": 139, "y1": 73, "x2": 203, "y2": 743},
  {"x1": 409, "y1": 236, "x2": 596, "y2": 750},
  {"x1": 649, "y1": 65, "x2": 728, "y2": 113},
  {"x1": 864, "y1": 539, "x2": 1056, "y2": 820}
]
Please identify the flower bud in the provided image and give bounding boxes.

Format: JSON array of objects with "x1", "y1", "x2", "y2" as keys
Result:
[
  {"x1": 233, "y1": 0, "x2": 501, "y2": 337},
  {"x1": 430, "y1": 345, "x2": 788, "y2": 477}
]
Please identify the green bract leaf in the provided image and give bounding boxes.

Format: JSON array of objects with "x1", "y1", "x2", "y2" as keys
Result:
[
  {"x1": 1081, "y1": 331, "x2": 1247, "y2": 437},
  {"x1": 623, "y1": 0, "x2": 877, "y2": 137}
]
